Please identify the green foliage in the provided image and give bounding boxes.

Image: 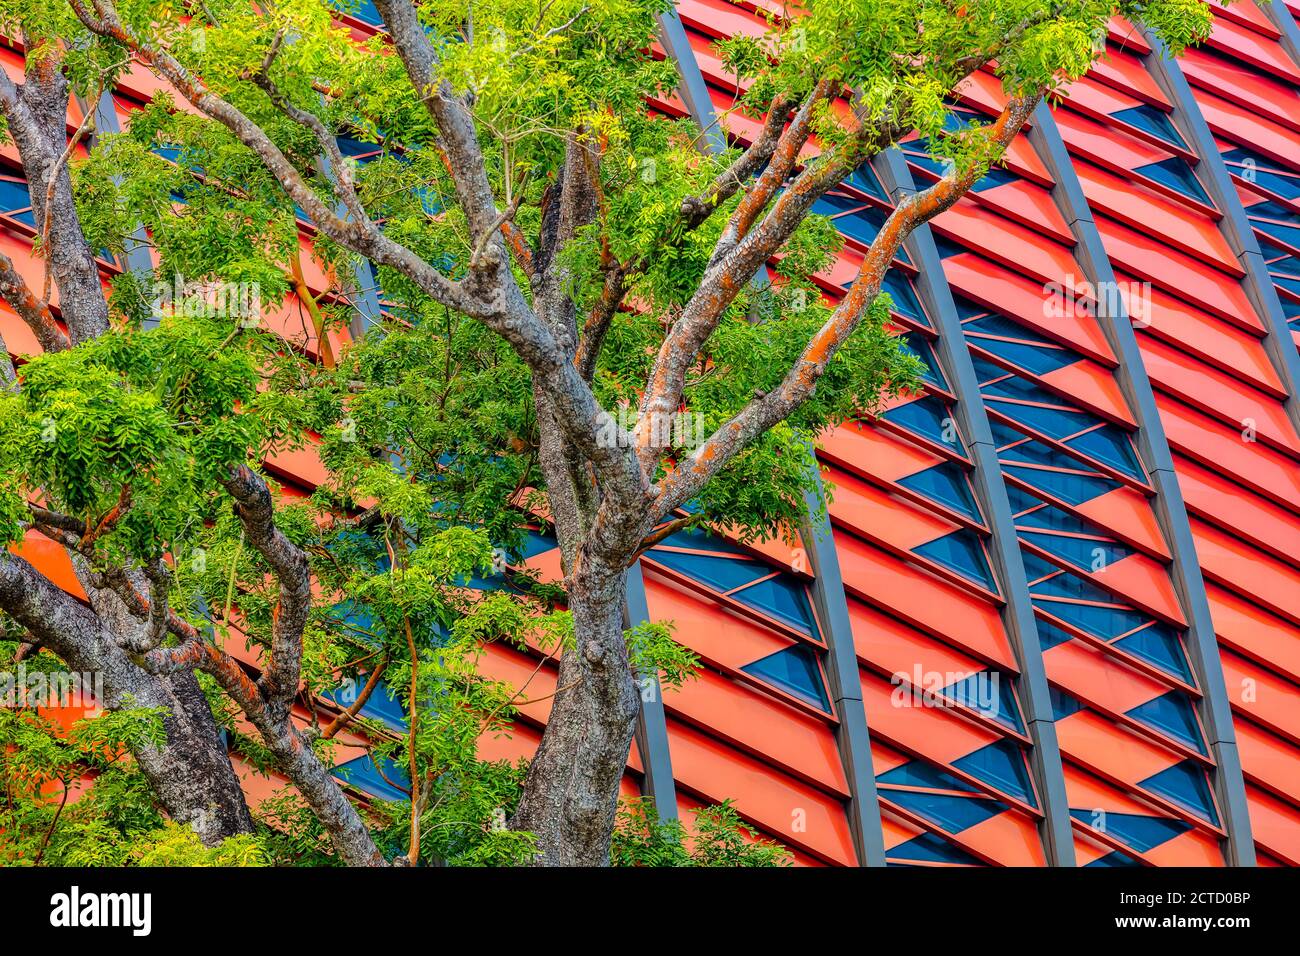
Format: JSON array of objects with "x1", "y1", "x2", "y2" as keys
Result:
[
  {"x1": 0, "y1": 0, "x2": 1219, "y2": 867},
  {"x1": 610, "y1": 797, "x2": 793, "y2": 867}
]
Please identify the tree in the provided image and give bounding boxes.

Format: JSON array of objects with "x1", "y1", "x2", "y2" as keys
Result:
[{"x1": 0, "y1": 0, "x2": 1214, "y2": 866}]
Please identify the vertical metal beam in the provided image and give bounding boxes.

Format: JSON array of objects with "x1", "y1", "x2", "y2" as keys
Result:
[
  {"x1": 656, "y1": 8, "x2": 728, "y2": 155},
  {"x1": 801, "y1": 473, "x2": 889, "y2": 867},
  {"x1": 1259, "y1": 0, "x2": 1300, "y2": 68},
  {"x1": 873, "y1": 149, "x2": 1078, "y2": 867},
  {"x1": 624, "y1": 562, "x2": 679, "y2": 821},
  {"x1": 1141, "y1": 32, "x2": 1300, "y2": 437},
  {"x1": 657, "y1": 7, "x2": 885, "y2": 861},
  {"x1": 1026, "y1": 101, "x2": 1256, "y2": 865}
]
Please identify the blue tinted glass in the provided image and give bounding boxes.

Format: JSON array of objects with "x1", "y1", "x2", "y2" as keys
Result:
[
  {"x1": 1140, "y1": 760, "x2": 1219, "y2": 825},
  {"x1": 1127, "y1": 691, "x2": 1206, "y2": 754},
  {"x1": 1035, "y1": 597, "x2": 1150, "y2": 642},
  {"x1": 888, "y1": 831, "x2": 982, "y2": 866},
  {"x1": 844, "y1": 161, "x2": 888, "y2": 201},
  {"x1": 331, "y1": 0, "x2": 383, "y2": 25},
  {"x1": 1064, "y1": 426, "x2": 1144, "y2": 481},
  {"x1": 732, "y1": 574, "x2": 817, "y2": 635},
  {"x1": 971, "y1": 355, "x2": 1010, "y2": 385},
  {"x1": 0, "y1": 178, "x2": 34, "y2": 226},
  {"x1": 816, "y1": 193, "x2": 910, "y2": 261},
  {"x1": 882, "y1": 395, "x2": 964, "y2": 451},
  {"x1": 741, "y1": 644, "x2": 830, "y2": 711},
  {"x1": 1019, "y1": 530, "x2": 1132, "y2": 574},
  {"x1": 1136, "y1": 157, "x2": 1212, "y2": 206},
  {"x1": 882, "y1": 269, "x2": 928, "y2": 325},
  {"x1": 1112, "y1": 104, "x2": 1188, "y2": 150},
  {"x1": 1020, "y1": 550, "x2": 1061, "y2": 582},
  {"x1": 1070, "y1": 809, "x2": 1190, "y2": 853},
  {"x1": 914, "y1": 529, "x2": 997, "y2": 591},
  {"x1": 901, "y1": 331, "x2": 948, "y2": 389},
  {"x1": 1049, "y1": 686, "x2": 1084, "y2": 719},
  {"x1": 333, "y1": 753, "x2": 410, "y2": 802},
  {"x1": 898, "y1": 461, "x2": 981, "y2": 522},
  {"x1": 1086, "y1": 850, "x2": 1143, "y2": 867},
  {"x1": 321, "y1": 677, "x2": 407, "y2": 730},
  {"x1": 942, "y1": 670, "x2": 1023, "y2": 731},
  {"x1": 1037, "y1": 619, "x2": 1077, "y2": 652},
  {"x1": 886, "y1": 788, "x2": 1008, "y2": 833},
  {"x1": 657, "y1": 526, "x2": 750, "y2": 556},
  {"x1": 649, "y1": 547, "x2": 767, "y2": 593},
  {"x1": 953, "y1": 739, "x2": 1036, "y2": 806},
  {"x1": 984, "y1": 395, "x2": 1093, "y2": 442},
  {"x1": 1115, "y1": 623, "x2": 1193, "y2": 682},
  {"x1": 952, "y1": 294, "x2": 990, "y2": 321},
  {"x1": 1222, "y1": 147, "x2": 1300, "y2": 200},
  {"x1": 1002, "y1": 464, "x2": 1120, "y2": 507},
  {"x1": 879, "y1": 759, "x2": 980, "y2": 794},
  {"x1": 931, "y1": 231, "x2": 968, "y2": 259},
  {"x1": 1248, "y1": 200, "x2": 1300, "y2": 248},
  {"x1": 965, "y1": 314, "x2": 1075, "y2": 375},
  {"x1": 509, "y1": 527, "x2": 559, "y2": 561}
]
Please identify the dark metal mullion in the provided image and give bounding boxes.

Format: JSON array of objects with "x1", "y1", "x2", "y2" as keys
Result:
[
  {"x1": 657, "y1": 5, "x2": 886, "y2": 864},
  {"x1": 873, "y1": 147, "x2": 1078, "y2": 867},
  {"x1": 1141, "y1": 34, "x2": 1300, "y2": 438},
  {"x1": 1026, "y1": 100, "x2": 1256, "y2": 865}
]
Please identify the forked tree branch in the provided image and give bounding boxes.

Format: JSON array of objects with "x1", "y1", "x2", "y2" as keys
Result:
[{"x1": 652, "y1": 93, "x2": 1042, "y2": 518}]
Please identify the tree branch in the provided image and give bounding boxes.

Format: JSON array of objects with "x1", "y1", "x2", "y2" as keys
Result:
[{"x1": 652, "y1": 93, "x2": 1042, "y2": 518}]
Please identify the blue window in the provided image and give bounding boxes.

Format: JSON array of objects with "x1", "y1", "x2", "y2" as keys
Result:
[
  {"x1": 1140, "y1": 760, "x2": 1219, "y2": 826},
  {"x1": 887, "y1": 831, "x2": 982, "y2": 866},
  {"x1": 953, "y1": 739, "x2": 1036, "y2": 806},
  {"x1": 995, "y1": 421, "x2": 1122, "y2": 506},
  {"x1": 1070, "y1": 809, "x2": 1190, "y2": 853},
  {"x1": 1086, "y1": 849, "x2": 1143, "y2": 867},
  {"x1": 331, "y1": 0, "x2": 383, "y2": 26},
  {"x1": 0, "y1": 177, "x2": 35, "y2": 227},
  {"x1": 1065, "y1": 426, "x2": 1144, "y2": 481},
  {"x1": 507, "y1": 526, "x2": 559, "y2": 562},
  {"x1": 886, "y1": 788, "x2": 1008, "y2": 833},
  {"x1": 741, "y1": 644, "x2": 830, "y2": 712},
  {"x1": 1127, "y1": 691, "x2": 1206, "y2": 754},
  {"x1": 1037, "y1": 619, "x2": 1077, "y2": 653},
  {"x1": 882, "y1": 394, "x2": 964, "y2": 451},
  {"x1": 900, "y1": 331, "x2": 948, "y2": 389},
  {"x1": 1049, "y1": 686, "x2": 1085, "y2": 720},
  {"x1": 878, "y1": 759, "x2": 981, "y2": 794},
  {"x1": 1115, "y1": 624, "x2": 1193, "y2": 683},
  {"x1": 941, "y1": 670, "x2": 1024, "y2": 731},
  {"x1": 1247, "y1": 200, "x2": 1300, "y2": 249},
  {"x1": 1019, "y1": 530, "x2": 1132, "y2": 574},
  {"x1": 1135, "y1": 157, "x2": 1212, "y2": 206},
  {"x1": 881, "y1": 269, "x2": 929, "y2": 326},
  {"x1": 844, "y1": 161, "x2": 888, "y2": 201},
  {"x1": 322, "y1": 677, "x2": 408, "y2": 731},
  {"x1": 1002, "y1": 462, "x2": 1120, "y2": 507},
  {"x1": 732, "y1": 575, "x2": 817, "y2": 634},
  {"x1": 1221, "y1": 146, "x2": 1300, "y2": 200},
  {"x1": 914, "y1": 528, "x2": 997, "y2": 591},
  {"x1": 898, "y1": 461, "x2": 981, "y2": 523},
  {"x1": 814, "y1": 193, "x2": 910, "y2": 262},
  {"x1": 963, "y1": 312, "x2": 1076, "y2": 376},
  {"x1": 649, "y1": 546, "x2": 768, "y2": 594},
  {"x1": 1112, "y1": 104, "x2": 1188, "y2": 150},
  {"x1": 333, "y1": 753, "x2": 410, "y2": 802}
]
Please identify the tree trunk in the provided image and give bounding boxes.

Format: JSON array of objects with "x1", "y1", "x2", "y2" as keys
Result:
[
  {"x1": 511, "y1": 565, "x2": 640, "y2": 865},
  {"x1": 0, "y1": 553, "x2": 255, "y2": 844},
  {"x1": 129, "y1": 670, "x2": 257, "y2": 844}
]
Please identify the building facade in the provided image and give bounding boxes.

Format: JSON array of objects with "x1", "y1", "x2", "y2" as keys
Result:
[{"x1": 3, "y1": 0, "x2": 1299, "y2": 866}]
